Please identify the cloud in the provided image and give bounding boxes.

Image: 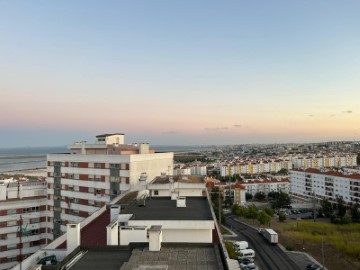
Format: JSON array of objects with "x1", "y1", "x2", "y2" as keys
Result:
[
  {"x1": 162, "y1": 131, "x2": 178, "y2": 134},
  {"x1": 233, "y1": 124, "x2": 242, "y2": 128},
  {"x1": 342, "y1": 110, "x2": 352, "y2": 114},
  {"x1": 204, "y1": 127, "x2": 228, "y2": 131},
  {"x1": 308, "y1": 115, "x2": 315, "y2": 117},
  {"x1": 330, "y1": 114, "x2": 336, "y2": 117}
]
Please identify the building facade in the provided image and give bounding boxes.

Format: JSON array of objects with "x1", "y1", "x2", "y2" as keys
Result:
[
  {"x1": 47, "y1": 134, "x2": 173, "y2": 239},
  {"x1": 289, "y1": 168, "x2": 360, "y2": 205},
  {"x1": 0, "y1": 180, "x2": 47, "y2": 270}
]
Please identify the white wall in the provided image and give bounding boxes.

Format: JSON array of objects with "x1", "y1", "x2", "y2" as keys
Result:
[
  {"x1": 162, "y1": 229, "x2": 212, "y2": 243},
  {"x1": 119, "y1": 227, "x2": 147, "y2": 245}
]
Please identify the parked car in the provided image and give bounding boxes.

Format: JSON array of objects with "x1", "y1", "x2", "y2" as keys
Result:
[
  {"x1": 238, "y1": 257, "x2": 254, "y2": 264},
  {"x1": 306, "y1": 263, "x2": 321, "y2": 270}
]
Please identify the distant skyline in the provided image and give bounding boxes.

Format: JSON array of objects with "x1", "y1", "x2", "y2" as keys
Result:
[{"x1": 1, "y1": 1, "x2": 360, "y2": 148}]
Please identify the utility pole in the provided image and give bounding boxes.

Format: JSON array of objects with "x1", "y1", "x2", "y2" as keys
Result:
[
  {"x1": 313, "y1": 192, "x2": 317, "y2": 222},
  {"x1": 19, "y1": 215, "x2": 22, "y2": 270},
  {"x1": 218, "y1": 191, "x2": 221, "y2": 226},
  {"x1": 322, "y1": 237, "x2": 325, "y2": 270}
]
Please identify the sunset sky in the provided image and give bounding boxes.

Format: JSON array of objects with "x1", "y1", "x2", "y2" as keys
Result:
[{"x1": 1, "y1": 1, "x2": 360, "y2": 147}]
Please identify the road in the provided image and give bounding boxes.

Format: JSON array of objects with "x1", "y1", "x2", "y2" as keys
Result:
[{"x1": 225, "y1": 216, "x2": 301, "y2": 270}]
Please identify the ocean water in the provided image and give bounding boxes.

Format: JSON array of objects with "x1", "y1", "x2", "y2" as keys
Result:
[{"x1": 0, "y1": 145, "x2": 209, "y2": 172}]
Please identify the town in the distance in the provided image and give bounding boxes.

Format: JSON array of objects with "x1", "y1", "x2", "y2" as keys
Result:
[{"x1": 1, "y1": 133, "x2": 360, "y2": 270}]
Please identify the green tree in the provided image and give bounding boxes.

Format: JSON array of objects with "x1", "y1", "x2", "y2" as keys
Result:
[
  {"x1": 277, "y1": 168, "x2": 288, "y2": 175},
  {"x1": 263, "y1": 207, "x2": 274, "y2": 217},
  {"x1": 254, "y1": 192, "x2": 266, "y2": 201},
  {"x1": 351, "y1": 203, "x2": 360, "y2": 223},
  {"x1": 279, "y1": 212, "x2": 286, "y2": 222},
  {"x1": 357, "y1": 153, "x2": 360, "y2": 165},
  {"x1": 245, "y1": 193, "x2": 253, "y2": 201},
  {"x1": 245, "y1": 204, "x2": 259, "y2": 223},
  {"x1": 320, "y1": 198, "x2": 333, "y2": 217},
  {"x1": 231, "y1": 204, "x2": 248, "y2": 218},
  {"x1": 336, "y1": 196, "x2": 347, "y2": 217},
  {"x1": 271, "y1": 191, "x2": 291, "y2": 210},
  {"x1": 258, "y1": 211, "x2": 271, "y2": 226}
]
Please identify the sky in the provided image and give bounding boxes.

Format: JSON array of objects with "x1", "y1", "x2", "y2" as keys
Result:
[{"x1": 1, "y1": 1, "x2": 360, "y2": 147}]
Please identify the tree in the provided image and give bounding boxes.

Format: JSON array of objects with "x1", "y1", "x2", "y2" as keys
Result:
[
  {"x1": 357, "y1": 153, "x2": 360, "y2": 165},
  {"x1": 258, "y1": 211, "x2": 271, "y2": 226},
  {"x1": 351, "y1": 203, "x2": 360, "y2": 223},
  {"x1": 279, "y1": 212, "x2": 286, "y2": 222},
  {"x1": 268, "y1": 191, "x2": 280, "y2": 200},
  {"x1": 277, "y1": 168, "x2": 288, "y2": 175},
  {"x1": 263, "y1": 207, "x2": 274, "y2": 217},
  {"x1": 231, "y1": 204, "x2": 248, "y2": 218},
  {"x1": 245, "y1": 204, "x2": 259, "y2": 223},
  {"x1": 320, "y1": 198, "x2": 333, "y2": 217},
  {"x1": 336, "y1": 196, "x2": 347, "y2": 217},
  {"x1": 271, "y1": 191, "x2": 291, "y2": 210},
  {"x1": 245, "y1": 193, "x2": 253, "y2": 201},
  {"x1": 254, "y1": 192, "x2": 266, "y2": 201}
]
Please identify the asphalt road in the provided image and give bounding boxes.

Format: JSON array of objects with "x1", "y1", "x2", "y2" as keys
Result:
[{"x1": 225, "y1": 216, "x2": 301, "y2": 270}]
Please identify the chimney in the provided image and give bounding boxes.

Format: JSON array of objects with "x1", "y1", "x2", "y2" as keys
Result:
[
  {"x1": 110, "y1": 205, "x2": 120, "y2": 222},
  {"x1": 176, "y1": 197, "x2": 186, "y2": 207},
  {"x1": 148, "y1": 225, "x2": 162, "y2": 251},
  {"x1": 106, "y1": 219, "x2": 119, "y2": 246},
  {"x1": 66, "y1": 223, "x2": 80, "y2": 255}
]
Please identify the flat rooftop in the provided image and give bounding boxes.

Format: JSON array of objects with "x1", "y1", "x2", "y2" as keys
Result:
[
  {"x1": 151, "y1": 175, "x2": 204, "y2": 184},
  {"x1": 71, "y1": 245, "x2": 224, "y2": 270},
  {"x1": 125, "y1": 197, "x2": 213, "y2": 221},
  {"x1": 121, "y1": 245, "x2": 224, "y2": 270}
]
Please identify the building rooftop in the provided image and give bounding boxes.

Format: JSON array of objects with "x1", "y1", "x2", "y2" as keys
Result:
[
  {"x1": 124, "y1": 197, "x2": 213, "y2": 221},
  {"x1": 69, "y1": 244, "x2": 224, "y2": 270},
  {"x1": 151, "y1": 175, "x2": 204, "y2": 184}
]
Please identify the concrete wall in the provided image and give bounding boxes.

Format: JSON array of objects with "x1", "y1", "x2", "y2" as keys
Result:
[
  {"x1": 161, "y1": 229, "x2": 211, "y2": 243},
  {"x1": 119, "y1": 227, "x2": 147, "y2": 245}
]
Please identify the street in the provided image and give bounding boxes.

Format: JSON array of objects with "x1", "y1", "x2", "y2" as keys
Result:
[{"x1": 225, "y1": 216, "x2": 301, "y2": 270}]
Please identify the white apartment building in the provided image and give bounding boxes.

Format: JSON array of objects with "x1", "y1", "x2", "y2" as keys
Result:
[
  {"x1": 289, "y1": 168, "x2": 360, "y2": 205},
  {"x1": 242, "y1": 178, "x2": 289, "y2": 196},
  {"x1": 291, "y1": 154, "x2": 357, "y2": 169},
  {"x1": 0, "y1": 180, "x2": 47, "y2": 270},
  {"x1": 47, "y1": 133, "x2": 173, "y2": 240},
  {"x1": 190, "y1": 164, "x2": 207, "y2": 176},
  {"x1": 220, "y1": 159, "x2": 292, "y2": 177},
  {"x1": 147, "y1": 175, "x2": 206, "y2": 198}
]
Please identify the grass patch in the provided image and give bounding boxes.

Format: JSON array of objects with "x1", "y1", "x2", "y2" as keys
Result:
[
  {"x1": 224, "y1": 241, "x2": 239, "y2": 259},
  {"x1": 221, "y1": 226, "x2": 232, "y2": 235},
  {"x1": 277, "y1": 221, "x2": 360, "y2": 259}
]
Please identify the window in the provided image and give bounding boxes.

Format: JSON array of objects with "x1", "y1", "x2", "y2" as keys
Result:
[
  {"x1": 23, "y1": 208, "x2": 30, "y2": 213},
  {"x1": 68, "y1": 186, "x2": 74, "y2": 191},
  {"x1": 110, "y1": 176, "x2": 119, "y2": 182},
  {"x1": 154, "y1": 190, "x2": 159, "y2": 196},
  {"x1": 30, "y1": 240, "x2": 40, "y2": 247},
  {"x1": 7, "y1": 221, "x2": 17, "y2": 227},
  {"x1": 32, "y1": 207, "x2": 40, "y2": 212},
  {"x1": 71, "y1": 162, "x2": 79, "y2": 167},
  {"x1": 110, "y1": 163, "x2": 119, "y2": 169},
  {"x1": 7, "y1": 209, "x2": 16, "y2": 215},
  {"x1": 7, "y1": 256, "x2": 17, "y2": 262},
  {"x1": 7, "y1": 244, "x2": 17, "y2": 250},
  {"x1": 95, "y1": 163, "x2": 102, "y2": 168}
]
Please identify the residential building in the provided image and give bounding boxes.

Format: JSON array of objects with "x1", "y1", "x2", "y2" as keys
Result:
[
  {"x1": 46, "y1": 133, "x2": 173, "y2": 240},
  {"x1": 241, "y1": 178, "x2": 289, "y2": 196},
  {"x1": 289, "y1": 168, "x2": 360, "y2": 205},
  {"x1": 0, "y1": 180, "x2": 47, "y2": 270}
]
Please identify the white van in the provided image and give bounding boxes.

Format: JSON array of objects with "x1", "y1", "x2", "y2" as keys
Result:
[
  {"x1": 238, "y1": 248, "x2": 255, "y2": 258},
  {"x1": 233, "y1": 241, "x2": 248, "y2": 250}
]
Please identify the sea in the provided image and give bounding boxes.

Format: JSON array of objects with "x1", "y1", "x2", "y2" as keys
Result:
[{"x1": 0, "y1": 145, "x2": 211, "y2": 173}]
